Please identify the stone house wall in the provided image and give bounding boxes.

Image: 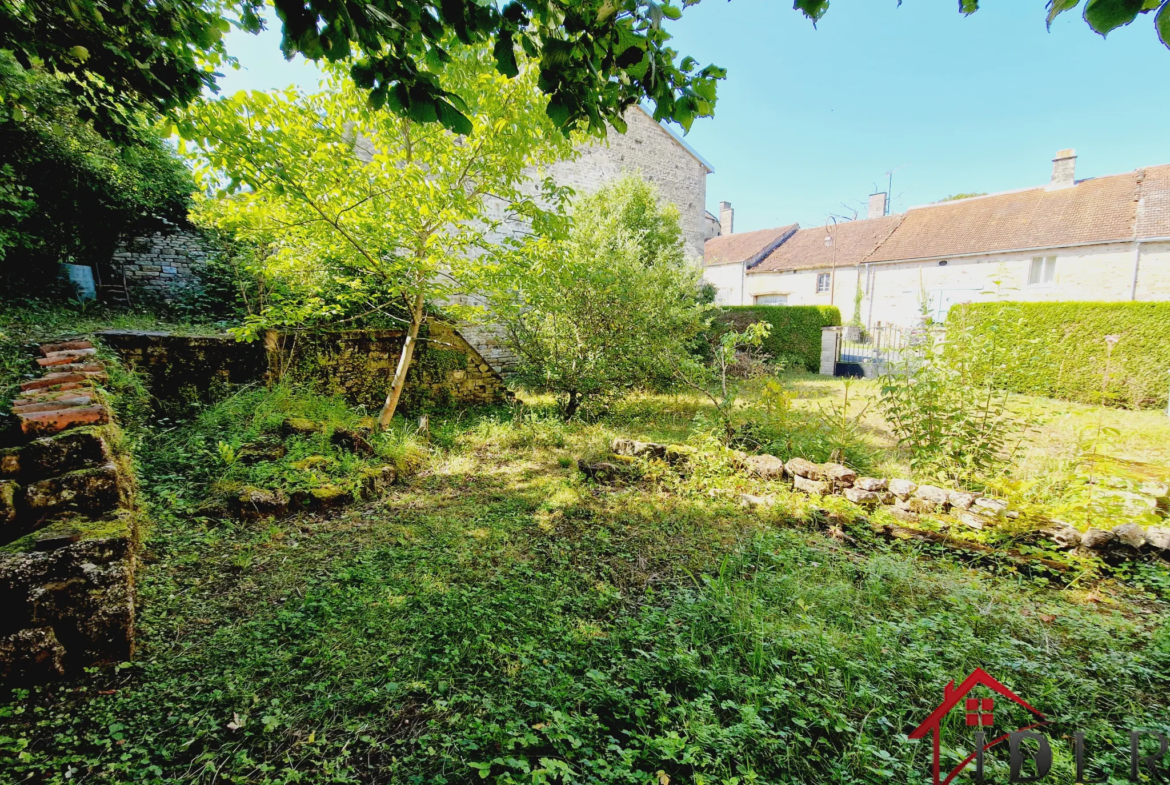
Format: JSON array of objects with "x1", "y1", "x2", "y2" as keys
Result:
[{"x1": 105, "y1": 227, "x2": 211, "y2": 304}]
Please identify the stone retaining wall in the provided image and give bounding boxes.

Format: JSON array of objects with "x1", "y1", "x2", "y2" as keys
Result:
[
  {"x1": 105, "y1": 227, "x2": 210, "y2": 305},
  {"x1": 97, "y1": 324, "x2": 510, "y2": 412}
]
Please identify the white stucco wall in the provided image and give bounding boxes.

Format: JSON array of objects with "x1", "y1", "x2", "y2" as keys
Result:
[{"x1": 704, "y1": 262, "x2": 744, "y2": 305}]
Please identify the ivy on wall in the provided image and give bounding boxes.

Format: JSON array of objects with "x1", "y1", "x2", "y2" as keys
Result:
[
  {"x1": 718, "y1": 306, "x2": 842, "y2": 372},
  {"x1": 946, "y1": 301, "x2": 1170, "y2": 409}
]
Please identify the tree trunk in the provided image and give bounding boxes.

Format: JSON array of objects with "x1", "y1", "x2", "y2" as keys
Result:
[
  {"x1": 377, "y1": 290, "x2": 425, "y2": 430},
  {"x1": 563, "y1": 390, "x2": 580, "y2": 421}
]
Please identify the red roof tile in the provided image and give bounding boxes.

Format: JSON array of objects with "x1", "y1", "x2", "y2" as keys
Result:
[
  {"x1": 753, "y1": 215, "x2": 904, "y2": 273},
  {"x1": 704, "y1": 224, "x2": 798, "y2": 266}
]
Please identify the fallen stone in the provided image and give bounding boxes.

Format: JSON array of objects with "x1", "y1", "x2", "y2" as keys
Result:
[
  {"x1": 309, "y1": 484, "x2": 350, "y2": 508},
  {"x1": 844, "y1": 487, "x2": 881, "y2": 506},
  {"x1": 878, "y1": 491, "x2": 896, "y2": 505},
  {"x1": 738, "y1": 493, "x2": 775, "y2": 509},
  {"x1": 822, "y1": 463, "x2": 857, "y2": 487},
  {"x1": 664, "y1": 444, "x2": 696, "y2": 466},
  {"x1": 793, "y1": 474, "x2": 830, "y2": 496},
  {"x1": 785, "y1": 458, "x2": 823, "y2": 480},
  {"x1": 22, "y1": 429, "x2": 111, "y2": 478},
  {"x1": 18, "y1": 405, "x2": 109, "y2": 437},
  {"x1": 1080, "y1": 528, "x2": 1116, "y2": 549},
  {"x1": 24, "y1": 462, "x2": 123, "y2": 518},
  {"x1": 236, "y1": 441, "x2": 288, "y2": 465},
  {"x1": 1138, "y1": 480, "x2": 1169, "y2": 499},
  {"x1": 332, "y1": 427, "x2": 375, "y2": 456},
  {"x1": 237, "y1": 486, "x2": 289, "y2": 520},
  {"x1": 610, "y1": 438, "x2": 635, "y2": 456},
  {"x1": 0, "y1": 627, "x2": 66, "y2": 682},
  {"x1": 855, "y1": 477, "x2": 888, "y2": 492},
  {"x1": 973, "y1": 497, "x2": 1008, "y2": 518},
  {"x1": 580, "y1": 461, "x2": 621, "y2": 483},
  {"x1": 915, "y1": 485, "x2": 951, "y2": 507},
  {"x1": 890, "y1": 508, "x2": 920, "y2": 524},
  {"x1": 359, "y1": 465, "x2": 397, "y2": 497},
  {"x1": 632, "y1": 441, "x2": 667, "y2": 460},
  {"x1": 0, "y1": 480, "x2": 18, "y2": 526},
  {"x1": 957, "y1": 510, "x2": 994, "y2": 530},
  {"x1": 1043, "y1": 525, "x2": 1082, "y2": 549},
  {"x1": 948, "y1": 491, "x2": 979, "y2": 510},
  {"x1": 888, "y1": 479, "x2": 917, "y2": 500},
  {"x1": 1112, "y1": 523, "x2": 1147, "y2": 549},
  {"x1": 0, "y1": 448, "x2": 19, "y2": 478},
  {"x1": 292, "y1": 455, "x2": 333, "y2": 471},
  {"x1": 745, "y1": 454, "x2": 786, "y2": 480},
  {"x1": 282, "y1": 417, "x2": 321, "y2": 436},
  {"x1": 1146, "y1": 526, "x2": 1170, "y2": 551}
]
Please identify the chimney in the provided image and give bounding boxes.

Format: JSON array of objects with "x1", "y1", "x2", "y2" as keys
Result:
[
  {"x1": 867, "y1": 192, "x2": 888, "y2": 220},
  {"x1": 1049, "y1": 149, "x2": 1077, "y2": 189},
  {"x1": 719, "y1": 201, "x2": 734, "y2": 235}
]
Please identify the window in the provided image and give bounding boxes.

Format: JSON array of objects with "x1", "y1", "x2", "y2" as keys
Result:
[
  {"x1": 755, "y1": 293, "x2": 788, "y2": 305},
  {"x1": 1028, "y1": 256, "x2": 1056, "y2": 286},
  {"x1": 816, "y1": 273, "x2": 831, "y2": 293}
]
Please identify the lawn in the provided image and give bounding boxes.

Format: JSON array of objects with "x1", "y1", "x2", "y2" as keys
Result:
[{"x1": 2, "y1": 307, "x2": 1169, "y2": 784}]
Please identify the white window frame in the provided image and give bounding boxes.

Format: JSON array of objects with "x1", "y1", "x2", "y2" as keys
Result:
[
  {"x1": 754, "y1": 293, "x2": 789, "y2": 305},
  {"x1": 1027, "y1": 256, "x2": 1057, "y2": 287},
  {"x1": 816, "y1": 273, "x2": 831, "y2": 294}
]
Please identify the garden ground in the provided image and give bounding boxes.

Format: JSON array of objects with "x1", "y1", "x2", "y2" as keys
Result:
[{"x1": 1, "y1": 308, "x2": 1169, "y2": 784}]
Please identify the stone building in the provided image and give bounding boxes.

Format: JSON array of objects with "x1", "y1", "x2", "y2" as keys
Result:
[{"x1": 704, "y1": 150, "x2": 1170, "y2": 328}]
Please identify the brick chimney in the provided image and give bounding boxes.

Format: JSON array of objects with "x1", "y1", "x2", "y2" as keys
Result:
[
  {"x1": 719, "y1": 201, "x2": 734, "y2": 235},
  {"x1": 867, "y1": 192, "x2": 888, "y2": 220},
  {"x1": 1048, "y1": 149, "x2": 1077, "y2": 190}
]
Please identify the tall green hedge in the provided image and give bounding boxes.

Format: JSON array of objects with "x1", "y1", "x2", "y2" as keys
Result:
[
  {"x1": 719, "y1": 305, "x2": 841, "y2": 372},
  {"x1": 946, "y1": 301, "x2": 1170, "y2": 409}
]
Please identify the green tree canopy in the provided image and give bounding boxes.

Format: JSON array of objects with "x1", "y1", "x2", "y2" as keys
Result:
[
  {"x1": 503, "y1": 174, "x2": 707, "y2": 420},
  {"x1": 181, "y1": 48, "x2": 573, "y2": 426}
]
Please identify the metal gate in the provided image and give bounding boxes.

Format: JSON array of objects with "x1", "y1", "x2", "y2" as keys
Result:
[{"x1": 835, "y1": 323, "x2": 913, "y2": 378}]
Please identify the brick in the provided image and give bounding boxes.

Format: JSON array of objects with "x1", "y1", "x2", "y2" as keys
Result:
[
  {"x1": 13, "y1": 390, "x2": 95, "y2": 407},
  {"x1": 43, "y1": 347, "x2": 97, "y2": 360},
  {"x1": 20, "y1": 373, "x2": 87, "y2": 392},
  {"x1": 38, "y1": 341, "x2": 93, "y2": 355},
  {"x1": 18, "y1": 405, "x2": 109, "y2": 436}
]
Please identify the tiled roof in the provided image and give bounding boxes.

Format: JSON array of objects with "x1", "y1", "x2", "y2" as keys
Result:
[
  {"x1": 865, "y1": 168, "x2": 1166, "y2": 263},
  {"x1": 1136, "y1": 164, "x2": 1170, "y2": 239},
  {"x1": 753, "y1": 215, "x2": 904, "y2": 273},
  {"x1": 704, "y1": 224, "x2": 798, "y2": 266}
]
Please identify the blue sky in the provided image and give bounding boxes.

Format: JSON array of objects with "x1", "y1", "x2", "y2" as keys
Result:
[{"x1": 216, "y1": 1, "x2": 1170, "y2": 232}]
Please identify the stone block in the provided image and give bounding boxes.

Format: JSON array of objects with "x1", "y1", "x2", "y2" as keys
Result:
[
  {"x1": 896, "y1": 496, "x2": 939, "y2": 514},
  {"x1": 739, "y1": 493, "x2": 775, "y2": 509},
  {"x1": 956, "y1": 510, "x2": 993, "y2": 530},
  {"x1": 855, "y1": 477, "x2": 887, "y2": 492},
  {"x1": 915, "y1": 485, "x2": 951, "y2": 507},
  {"x1": 237, "y1": 487, "x2": 289, "y2": 520},
  {"x1": 793, "y1": 474, "x2": 830, "y2": 496},
  {"x1": 1112, "y1": 523, "x2": 1147, "y2": 549},
  {"x1": 0, "y1": 480, "x2": 18, "y2": 527},
  {"x1": 973, "y1": 497, "x2": 1008, "y2": 519},
  {"x1": 822, "y1": 462, "x2": 856, "y2": 487},
  {"x1": 24, "y1": 462, "x2": 123, "y2": 519},
  {"x1": 1080, "y1": 528, "x2": 1116, "y2": 549},
  {"x1": 0, "y1": 627, "x2": 66, "y2": 682},
  {"x1": 745, "y1": 454, "x2": 786, "y2": 480},
  {"x1": 0, "y1": 449, "x2": 19, "y2": 479},
  {"x1": 948, "y1": 491, "x2": 979, "y2": 510},
  {"x1": 1147, "y1": 526, "x2": 1170, "y2": 552},
  {"x1": 888, "y1": 479, "x2": 917, "y2": 499},
  {"x1": 844, "y1": 487, "x2": 881, "y2": 506},
  {"x1": 785, "y1": 458, "x2": 823, "y2": 480},
  {"x1": 22, "y1": 429, "x2": 112, "y2": 478}
]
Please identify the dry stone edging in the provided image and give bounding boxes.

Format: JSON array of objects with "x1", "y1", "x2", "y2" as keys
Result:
[{"x1": 595, "y1": 436, "x2": 1170, "y2": 563}]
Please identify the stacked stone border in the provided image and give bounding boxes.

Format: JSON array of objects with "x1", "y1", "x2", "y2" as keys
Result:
[
  {"x1": 2, "y1": 341, "x2": 140, "y2": 684},
  {"x1": 592, "y1": 438, "x2": 1170, "y2": 567}
]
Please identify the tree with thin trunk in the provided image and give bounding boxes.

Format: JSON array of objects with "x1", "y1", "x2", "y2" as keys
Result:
[{"x1": 181, "y1": 47, "x2": 572, "y2": 427}]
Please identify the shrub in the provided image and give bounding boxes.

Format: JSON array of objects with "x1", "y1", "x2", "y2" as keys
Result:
[
  {"x1": 946, "y1": 301, "x2": 1170, "y2": 408},
  {"x1": 718, "y1": 305, "x2": 841, "y2": 372}
]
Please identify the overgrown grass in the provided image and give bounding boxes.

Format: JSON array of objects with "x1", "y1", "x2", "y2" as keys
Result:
[{"x1": 2, "y1": 385, "x2": 1168, "y2": 784}]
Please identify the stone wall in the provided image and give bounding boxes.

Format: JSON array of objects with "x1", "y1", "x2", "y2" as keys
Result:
[
  {"x1": 97, "y1": 324, "x2": 510, "y2": 412},
  {"x1": 105, "y1": 226, "x2": 211, "y2": 305},
  {"x1": 2, "y1": 340, "x2": 139, "y2": 684}
]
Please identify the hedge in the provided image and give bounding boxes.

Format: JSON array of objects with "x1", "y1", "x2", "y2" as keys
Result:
[
  {"x1": 945, "y1": 301, "x2": 1170, "y2": 409},
  {"x1": 719, "y1": 305, "x2": 841, "y2": 372}
]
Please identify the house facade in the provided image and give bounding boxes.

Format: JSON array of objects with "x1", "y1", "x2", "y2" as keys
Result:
[{"x1": 705, "y1": 151, "x2": 1170, "y2": 328}]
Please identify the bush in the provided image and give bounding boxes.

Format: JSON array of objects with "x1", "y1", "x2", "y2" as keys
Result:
[
  {"x1": 718, "y1": 305, "x2": 841, "y2": 372},
  {"x1": 946, "y1": 301, "x2": 1170, "y2": 408}
]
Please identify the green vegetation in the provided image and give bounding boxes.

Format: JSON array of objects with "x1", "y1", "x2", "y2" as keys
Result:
[
  {"x1": 0, "y1": 53, "x2": 194, "y2": 287},
  {"x1": 505, "y1": 176, "x2": 705, "y2": 420},
  {"x1": 947, "y1": 301, "x2": 1170, "y2": 409},
  {"x1": 719, "y1": 305, "x2": 841, "y2": 373},
  {"x1": 3, "y1": 374, "x2": 1169, "y2": 783}
]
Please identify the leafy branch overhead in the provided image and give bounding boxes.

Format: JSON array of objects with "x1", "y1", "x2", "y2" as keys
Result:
[{"x1": 1, "y1": 0, "x2": 1166, "y2": 140}]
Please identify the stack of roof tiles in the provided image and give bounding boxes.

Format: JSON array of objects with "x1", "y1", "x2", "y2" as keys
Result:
[{"x1": 12, "y1": 341, "x2": 110, "y2": 437}]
